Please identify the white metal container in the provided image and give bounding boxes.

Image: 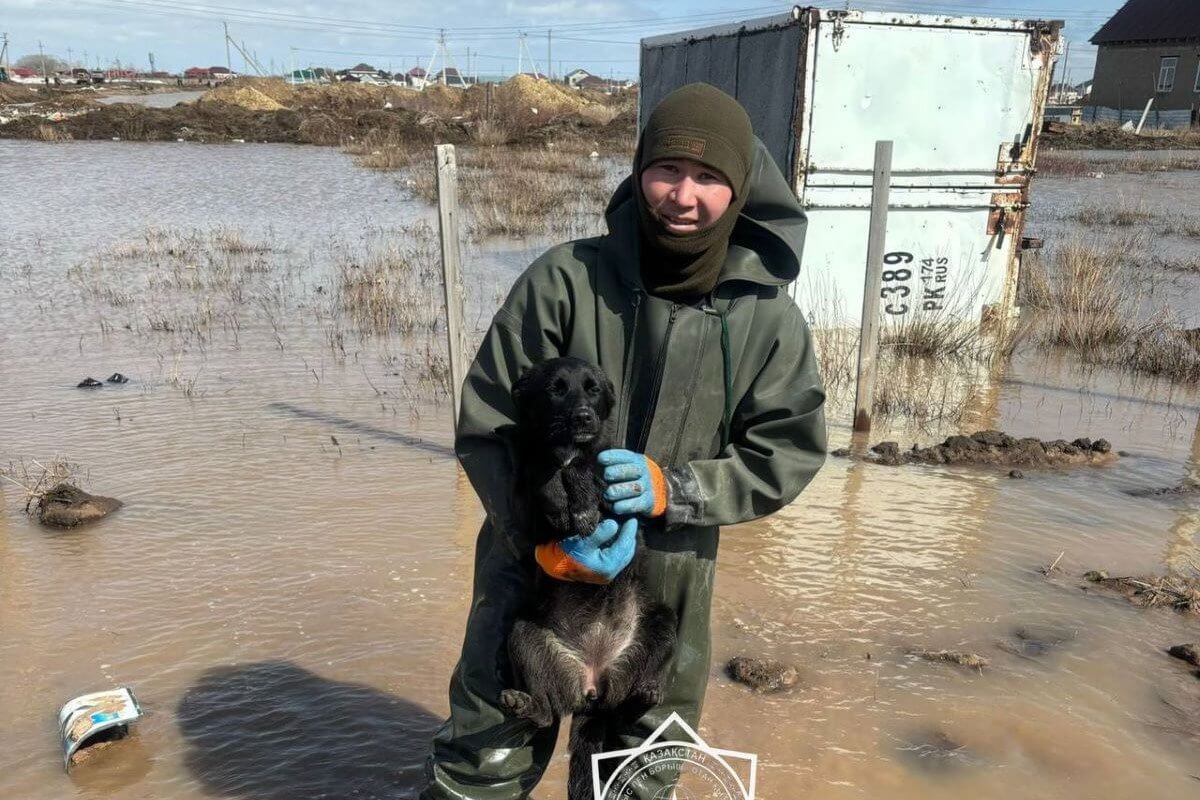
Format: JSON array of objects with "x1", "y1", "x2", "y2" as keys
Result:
[{"x1": 640, "y1": 7, "x2": 1061, "y2": 328}]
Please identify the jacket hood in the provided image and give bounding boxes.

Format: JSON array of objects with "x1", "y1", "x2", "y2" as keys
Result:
[{"x1": 604, "y1": 135, "x2": 807, "y2": 288}]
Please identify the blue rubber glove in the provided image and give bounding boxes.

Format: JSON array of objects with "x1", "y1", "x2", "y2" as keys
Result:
[
  {"x1": 535, "y1": 518, "x2": 638, "y2": 584},
  {"x1": 598, "y1": 449, "x2": 667, "y2": 517}
]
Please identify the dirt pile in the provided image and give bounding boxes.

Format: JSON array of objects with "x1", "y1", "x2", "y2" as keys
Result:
[
  {"x1": 725, "y1": 656, "x2": 799, "y2": 693},
  {"x1": 851, "y1": 430, "x2": 1115, "y2": 468},
  {"x1": 0, "y1": 101, "x2": 463, "y2": 145},
  {"x1": 1042, "y1": 120, "x2": 1200, "y2": 151},
  {"x1": 1083, "y1": 571, "x2": 1200, "y2": 613},
  {"x1": 495, "y1": 74, "x2": 589, "y2": 115},
  {"x1": 0, "y1": 82, "x2": 37, "y2": 103},
  {"x1": 198, "y1": 85, "x2": 285, "y2": 112},
  {"x1": 37, "y1": 483, "x2": 122, "y2": 527}
]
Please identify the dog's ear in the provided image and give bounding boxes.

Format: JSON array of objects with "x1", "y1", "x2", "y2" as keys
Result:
[
  {"x1": 599, "y1": 371, "x2": 617, "y2": 419},
  {"x1": 511, "y1": 367, "x2": 536, "y2": 418}
]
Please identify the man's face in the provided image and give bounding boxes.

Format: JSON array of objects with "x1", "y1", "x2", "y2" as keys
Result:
[{"x1": 640, "y1": 158, "x2": 734, "y2": 234}]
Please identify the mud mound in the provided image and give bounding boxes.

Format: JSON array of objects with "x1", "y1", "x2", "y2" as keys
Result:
[
  {"x1": 1083, "y1": 570, "x2": 1200, "y2": 614},
  {"x1": 293, "y1": 82, "x2": 388, "y2": 114},
  {"x1": 198, "y1": 85, "x2": 284, "y2": 112},
  {"x1": 861, "y1": 430, "x2": 1115, "y2": 469},
  {"x1": 1042, "y1": 120, "x2": 1200, "y2": 151},
  {"x1": 725, "y1": 656, "x2": 799, "y2": 693},
  {"x1": 0, "y1": 102, "x2": 303, "y2": 143},
  {"x1": 37, "y1": 483, "x2": 122, "y2": 527},
  {"x1": 0, "y1": 82, "x2": 38, "y2": 103}
]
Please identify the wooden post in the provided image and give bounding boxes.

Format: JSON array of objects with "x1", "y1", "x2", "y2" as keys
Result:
[
  {"x1": 435, "y1": 144, "x2": 468, "y2": 428},
  {"x1": 852, "y1": 140, "x2": 894, "y2": 433}
]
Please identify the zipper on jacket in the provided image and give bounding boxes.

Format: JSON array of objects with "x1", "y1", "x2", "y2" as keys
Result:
[
  {"x1": 634, "y1": 302, "x2": 679, "y2": 453},
  {"x1": 667, "y1": 297, "x2": 739, "y2": 465},
  {"x1": 616, "y1": 290, "x2": 643, "y2": 447}
]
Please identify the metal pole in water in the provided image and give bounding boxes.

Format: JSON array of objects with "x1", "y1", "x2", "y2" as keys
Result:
[
  {"x1": 435, "y1": 144, "x2": 468, "y2": 428},
  {"x1": 852, "y1": 140, "x2": 894, "y2": 434}
]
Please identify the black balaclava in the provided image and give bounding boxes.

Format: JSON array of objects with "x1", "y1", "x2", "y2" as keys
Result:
[{"x1": 633, "y1": 83, "x2": 754, "y2": 302}]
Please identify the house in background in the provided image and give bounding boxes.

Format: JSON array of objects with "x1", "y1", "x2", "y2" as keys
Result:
[
  {"x1": 184, "y1": 66, "x2": 235, "y2": 85},
  {"x1": 1087, "y1": 0, "x2": 1200, "y2": 128},
  {"x1": 564, "y1": 68, "x2": 592, "y2": 88},
  {"x1": 405, "y1": 66, "x2": 428, "y2": 88}
]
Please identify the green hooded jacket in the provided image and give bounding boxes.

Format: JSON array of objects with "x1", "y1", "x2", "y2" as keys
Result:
[{"x1": 455, "y1": 137, "x2": 827, "y2": 553}]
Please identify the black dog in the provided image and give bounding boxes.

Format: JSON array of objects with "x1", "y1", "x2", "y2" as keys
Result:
[{"x1": 502, "y1": 356, "x2": 677, "y2": 800}]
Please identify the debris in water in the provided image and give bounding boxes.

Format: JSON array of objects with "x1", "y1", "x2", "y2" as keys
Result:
[
  {"x1": 895, "y1": 727, "x2": 986, "y2": 774},
  {"x1": 1126, "y1": 480, "x2": 1200, "y2": 499},
  {"x1": 996, "y1": 624, "x2": 1077, "y2": 659},
  {"x1": 725, "y1": 656, "x2": 799, "y2": 693},
  {"x1": 36, "y1": 483, "x2": 123, "y2": 528},
  {"x1": 1008, "y1": 469, "x2": 1024, "y2": 479},
  {"x1": 59, "y1": 687, "x2": 142, "y2": 770},
  {"x1": 1167, "y1": 644, "x2": 1200, "y2": 667},
  {"x1": 864, "y1": 430, "x2": 1116, "y2": 469},
  {"x1": 77, "y1": 377, "x2": 103, "y2": 389},
  {"x1": 1083, "y1": 570, "x2": 1200, "y2": 614},
  {"x1": 106, "y1": 373, "x2": 129, "y2": 384},
  {"x1": 830, "y1": 447, "x2": 851, "y2": 458},
  {"x1": 907, "y1": 648, "x2": 988, "y2": 671}
]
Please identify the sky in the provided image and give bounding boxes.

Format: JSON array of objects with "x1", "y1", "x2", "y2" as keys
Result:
[{"x1": 1, "y1": 0, "x2": 1125, "y2": 82}]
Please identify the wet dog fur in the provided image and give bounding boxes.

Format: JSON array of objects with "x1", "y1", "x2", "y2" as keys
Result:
[{"x1": 502, "y1": 356, "x2": 677, "y2": 799}]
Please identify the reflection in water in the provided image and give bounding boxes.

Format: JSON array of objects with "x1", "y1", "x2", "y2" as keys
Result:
[{"x1": 177, "y1": 661, "x2": 440, "y2": 798}]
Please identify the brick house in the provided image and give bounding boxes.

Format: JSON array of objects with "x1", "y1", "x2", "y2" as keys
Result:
[{"x1": 1088, "y1": 0, "x2": 1200, "y2": 128}]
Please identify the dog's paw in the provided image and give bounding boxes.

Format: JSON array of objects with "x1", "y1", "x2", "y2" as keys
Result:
[{"x1": 500, "y1": 689, "x2": 534, "y2": 717}]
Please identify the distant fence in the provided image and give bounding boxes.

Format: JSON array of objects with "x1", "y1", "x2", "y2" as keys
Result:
[{"x1": 1082, "y1": 105, "x2": 1192, "y2": 130}]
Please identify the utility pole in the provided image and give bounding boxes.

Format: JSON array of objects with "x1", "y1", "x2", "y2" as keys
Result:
[
  {"x1": 148, "y1": 51, "x2": 155, "y2": 74},
  {"x1": 223, "y1": 21, "x2": 232, "y2": 71},
  {"x1": 516, "y1": 33, "x2": 523, "y2": 78},
  {"x1": 37, "y1": 39, "x2": 47, "y2": 80},
  {"x1": 547, "y1": 29, "x2": 552, "y2": 81},
  {"x1": 2, "y1": 33, "x2": 11, "y2": 72}
]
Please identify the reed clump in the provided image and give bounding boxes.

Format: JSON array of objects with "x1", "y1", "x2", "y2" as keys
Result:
[
  {"x1": 1020, "y1": 238, "x2": 1200, "y2": 383},
  {"x1": 334, "y1": 223, "x2": 444, "y2": 335}
]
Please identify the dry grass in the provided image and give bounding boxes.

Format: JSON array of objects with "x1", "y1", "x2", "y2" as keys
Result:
[
  {"x1": 1019, "y1": 239, "x2": 1139, "y2": 352},
  {"x1": 0, "y1": 458, "x2": 82, "y2": 514},
  {"x1": 1039, "y1": 152, "x2": 1200, "y2": 177},
  {"x1": 1020, "y1": 238, "x2": 1200, "y2": 383},
  {"x1": 1084, "y1": 570, "x2": 1200, "y2": 613},
  {"x1": 334, "y1": 222, "x2": 445, "y2": 334},
  {"x1": 1068, "y1": 203, "x2": 1155, "y2": 227}
]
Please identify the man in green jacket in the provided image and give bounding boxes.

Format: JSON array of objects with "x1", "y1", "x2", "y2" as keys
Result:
[{"x1": 421, "y1": 83, "x2": 827, "y2": 799}]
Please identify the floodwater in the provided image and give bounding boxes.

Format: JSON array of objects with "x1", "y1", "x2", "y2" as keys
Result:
[
  {"x1": 97, "y1": 90, "x2": 206, "y2": 108},
  {"x1": 1, "y1": 140, "x2": 1199, "y2": 799}
]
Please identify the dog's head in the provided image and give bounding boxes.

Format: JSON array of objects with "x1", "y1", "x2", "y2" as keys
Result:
[{"x1": 512, "y1": 357, "x2": 616, "y2": 448}]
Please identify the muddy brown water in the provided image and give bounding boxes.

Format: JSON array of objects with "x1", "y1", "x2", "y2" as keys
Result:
[{"x1": 2, "y1": 140, "x2": 1199, "y2": 799}]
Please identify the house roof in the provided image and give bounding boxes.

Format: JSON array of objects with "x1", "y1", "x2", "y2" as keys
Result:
[
  {"x1": 350, "y1": 63, "x2": 376, "y2": 72},
  {"x1": 1091, "y1": 0, "x2": 1200, "y2": 45},
  {"x1": 407, "y1": 66, "x2": 427, "y2": 76}
]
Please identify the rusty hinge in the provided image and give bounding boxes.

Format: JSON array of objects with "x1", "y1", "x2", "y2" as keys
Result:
[{"x1": 829, "y1": 9, "x2": 847, "y2": 51}]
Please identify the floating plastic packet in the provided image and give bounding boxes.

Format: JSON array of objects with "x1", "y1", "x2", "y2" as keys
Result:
[{"x1": 58, "y1": 687, "x2": 142, "y2": 770}]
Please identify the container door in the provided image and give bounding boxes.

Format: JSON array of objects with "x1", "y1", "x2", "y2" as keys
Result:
[{"x1": 794, "y1": 9, "x2": 1057, "y2": 329}]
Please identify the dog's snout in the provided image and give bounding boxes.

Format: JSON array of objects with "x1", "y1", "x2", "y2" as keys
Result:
[{"x1": 573, "y1": 407, "x2": 597, "y2": 424}]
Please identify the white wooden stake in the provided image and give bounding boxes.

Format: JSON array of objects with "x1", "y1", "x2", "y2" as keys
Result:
[
  {"x1": 435, "y1": 143, "x2": 468, "y2": 427},
  {"x1": 852, "y1": 140, "x2": 893, "y2": 433}
]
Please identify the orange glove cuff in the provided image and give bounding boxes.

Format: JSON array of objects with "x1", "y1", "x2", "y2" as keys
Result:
[
  {"x1": 534, "y1": 542, "x2": 609, "y2": 584},
  {"x1": 647, "y1": 458, "x2": 668, "y2": 518}
]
